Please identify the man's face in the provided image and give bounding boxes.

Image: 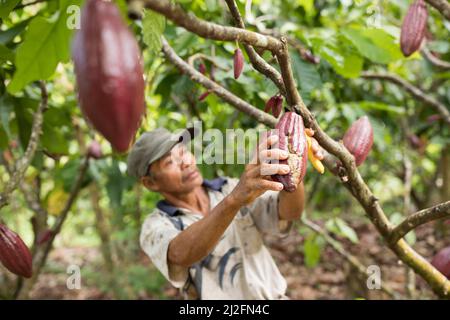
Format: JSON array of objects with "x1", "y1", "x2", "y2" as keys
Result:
[{"x1": 142, "y1": 143, "x2": 203, "y2": 193}]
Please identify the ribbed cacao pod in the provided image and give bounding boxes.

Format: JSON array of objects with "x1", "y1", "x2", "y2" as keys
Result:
[
  {"x1": 264, "y1": 94, "x2": 283, "y2": 118},
  {"x1": 431, "y1": 246, "x2": 450, "y2": 279},
  {"x1": 343, "y1": 116, "x2": 373, "y2": 166},
  {"x1": 233, "y1": 48, "x2": 244, "y2": 79},
  {"x1": 87, "y1": 141, "x2": 102, "y2": 159},
  {"x1": 0, "y1": 224, "x2": 32, "y2": 278},
  {"x1": 271, "y1": 112, "x2": 308, "y2": 192},
  {"x1": 400, "y1": 0, "x2": 428, "y2": 57},
  {"x1": 72, "y1": 0, "x2": 145, "y2": 153}
]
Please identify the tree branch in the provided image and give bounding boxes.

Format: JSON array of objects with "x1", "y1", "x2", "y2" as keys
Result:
[
  {"x1": 161, "y1": 37, "x2": 277, "y2": 127},
  {"x1": 15, "y1": 155, "x2": 90, "y2": 299},
  {"x1": 425, "y1": 0, "x2": 450, "y2": 20},
  {"x1": 0, "y1": 81, "x2": 47, "y2": 210},
  {"x1": 140, "y1": 0, "x2": 281, "y2": 51},
  {"x1": 144, "y1": 3, "x2": 450, "y2": 298},
  {"x1": 390, "y1": 201, "x2": 450, "y2": 244},
  {"x1": 224, "y1": 0, "x2": 286, "y2": 96},
  {"x1": 361, "y1": 71, "x2": 450, "y2": 126},
  {"x1": 421, "y1": 47, "x2": 450, "y2": 70},
  {"x1": 302, "y1": 217, "x2": 399, "y2": 299}
]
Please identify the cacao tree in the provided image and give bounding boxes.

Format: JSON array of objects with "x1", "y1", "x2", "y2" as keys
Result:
[{"x1": 0, "y1": 0, "x2": 449, "y2": 299}]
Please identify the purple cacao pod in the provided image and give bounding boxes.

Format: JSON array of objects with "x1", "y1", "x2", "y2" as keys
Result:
[
  {"x1": 198, "y1": 91, "x2": 211, "y2": 101},
  {"x1": 343, "y1": 116, "x2": 374, "y2": 166},
  {"x1": 0, "y1": 224, "x2": 33, "y2": 278},
  {"x1": 271, "y1": 112, "x2": 308, "y2": 192},
  {"x1": 431, "y1": 246, "x2": 450, "y2": 279},
  {"x1": 198, "y1": 63, "x2": 206, "y2": 75},
  {"x1": 233, "y1": 48, "x2": 244, "y2": 79},
  {"x1": 273, "y1": 95, "x2": 283, "y2": 118},
  {"x1": 72, "y1": 0, "x2": 145, "y2": 153},
  {"x1": 400, "y1": 0, "x2": 428, "y2": 57}
]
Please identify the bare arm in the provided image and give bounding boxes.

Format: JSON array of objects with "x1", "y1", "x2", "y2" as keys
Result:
[{"x1": 168, "y1": 134, "x2": 288, "y2": 267}]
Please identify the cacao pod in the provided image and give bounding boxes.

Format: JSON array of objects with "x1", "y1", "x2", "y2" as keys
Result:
[
  {"x1": 233, "y1": 48, "x2": 244, "y2": 79},
  {"x1": 343, "y1": 116, "x2": 373, "y2": 166},
  {"x1": 271, "y1": 112, "x2": 308, "y2": 192},
  {"x1": 36, "y1": 229, "x2": 53, "y2": 245},
  {"x1": 87, "y1": 141, "x2": 102, "y2": 159},
  {"x1": 198, "y1": 63, "x2": 206, "y2": 75},
  {"x1": 72, "y1": 0, "x2": 145, "y2": 153},
  {"x1": 400, "y1": 0, "x2": 428, "y2": 57},
  {"x1": 0, "y1": 224, "x2": 33, "y2": 278},
  {"x1": 198, "y1": 91, "x2": 211, "y2": 101},
  {"x1": 306, "y1": 135, "x2": 325, "y2": 174},
  {"x1": 431, "y1": 246, "x2": 450, "y2": 279},
  {"x1": 264, "y1": 94, "x2": 283, "y2": 118}
]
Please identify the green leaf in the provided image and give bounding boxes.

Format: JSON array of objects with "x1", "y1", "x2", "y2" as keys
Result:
[
  {"x1": 0, "y1": 0, "x2": 21, "y2": 19},
  {"x1": 0, "y1": 94, "x2": 14, "y2": 138},
  {"x1": 341, "y1": 27, "x2": 402, "y2": 64},
  {"x1": 335, "y1": 218, "x2": 359, "y2": 244},
  {"x1": 106, "y1": 160, "x2": 125, "y2": 210},
  {"x1": 291, "y1": 52, "x2": 322, "y2": 105},
  {"x1": 310, "y1": 36, "x2": 363, "y2": 78},
  {"x1": 142, "y1": 9, "x2": 165, "y2": 57},
  {"x1": 325, "y1": 218, "x2": 359, "y2": 244},
  {"x1": 7, "y1": 1, "x2": 80, "y2": 93},
  {"x1": 0, "y1": 18, "x2": 30, "y2": 45},
  {"x1": 0, "y1": 45, "x2": 14, "y2": 63},
  {"x1": 303, "y1": 234, "x2": 324, "y2": 268}
]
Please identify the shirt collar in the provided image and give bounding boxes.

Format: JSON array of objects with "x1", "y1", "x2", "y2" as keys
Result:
[{"x1": 156, "y1": 177, "x2": 228, "y2": 217}]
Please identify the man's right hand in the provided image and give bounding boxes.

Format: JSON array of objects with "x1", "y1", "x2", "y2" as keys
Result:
[{"x1": 229, "y1": 134, "x2": 290, "y2": 207}]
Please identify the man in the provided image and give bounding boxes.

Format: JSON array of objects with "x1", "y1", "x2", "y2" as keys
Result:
[{"x1": 127, "y1": 127, "x2": 323, "y2": 299}]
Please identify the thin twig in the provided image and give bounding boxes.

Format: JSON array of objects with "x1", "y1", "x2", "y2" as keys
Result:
[
  {"x1": 302, "y1": 217, "x2": 399, "y2": 299},
  {"x1": 361, "y1": 71, "x2": 450, "y2": 126},
  {"x1": 224, "y1": 0, "x2": 286, "y2": 96},
  {"x1": 421, "y1": 47, "x2": 450, "y2": 70},
  {"x1": 0, "y1": 81, "x2": 47, "y2": 210},
  {"x1": 187, "y1": 53, "x2": 228, "y2": 71},
  {"x1": 389, "y1": 201, "x2": 450, "y2": 244},
  {"x1": 141, "y1": 0, "x2": 281, "y2": 51},
  {"x1": 424, "y1": 0, "x2": 450, "y2": 20},
  {"x1": 14, "y1": 0, "x2": 51, "y2": 10},
  {"x1": 161, "y1": 37, "x2": 277, "y2": 127}
]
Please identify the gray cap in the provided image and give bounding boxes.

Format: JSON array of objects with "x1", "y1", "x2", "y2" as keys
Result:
[{"x1": 127, "y1": 127, "x2": 196, "y2": 178}]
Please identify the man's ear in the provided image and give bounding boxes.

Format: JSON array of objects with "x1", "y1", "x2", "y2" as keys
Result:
[{"x1": 141, "y1": 175, "x2": 160, "y2": 192}]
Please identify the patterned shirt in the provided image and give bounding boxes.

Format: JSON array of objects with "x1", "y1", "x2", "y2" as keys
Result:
[{"x1": 139, "y1": 176, "x2": 292, "y2": 300}]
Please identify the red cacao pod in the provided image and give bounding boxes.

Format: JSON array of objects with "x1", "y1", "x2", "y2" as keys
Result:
[
  {"x1": 264, "y1": 94, "x2": 283, "y2": 118},
  {"x1": 0, "y1": 224, "x2": 32, "y2": 278},
  {"x1": 264, "y1": 95, "x2": 277, "y2": 114},
  {"x1": 400, "y1": 0, "x2": 428, "y2": 57},
  {"x1": 87, "y1": 140, "x2": 103, "y2": 159},
  {"x1": 431, "y1": 246, "x2": 450, "y2": 279},
  {"x1": 198, "y1": 91, "x2": 211, "y2": 101},
  {"x1": 198, "y1": 63, "x2": 206, "y2": 75},
  {"x1": 72, "y1": 0, "x2": 145, "y2": 153},
  {"x1": 233, "y1": 48, "x2": 244, "y2": 79},
  {"x1": 36, "y1": 229, "x2": 53, "y2": 245},
  {"x1": 343, "y1": 116, "x2": 373, "y2": 166},
  {"x1": 271, "y1": 112, "x2": 308, "y2": 192},
  {"x1": 273, "y1": 95, "x2": 283, "y2": 118}
]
